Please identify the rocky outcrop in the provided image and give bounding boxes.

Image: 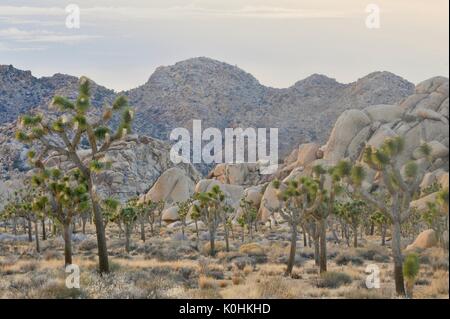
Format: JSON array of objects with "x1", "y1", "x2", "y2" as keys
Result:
[
  {"x1": 406, "y1": 229, "x2": 439, "y2": 251},
  {"x1": 0, "y1": 132, "x2": 201, "y2": 203},
  {"x1": 262, "y1": 77, "x2": 449, "y2": 221},
  {"x1": 139, "y1": 167, "x2": 199, "y2": 205},
  {"x1": 208, "y1": 162, "x2": 267, "y2": 187},
  {"x1": 195, "y1": 179, "x2": 244, "y2": 209}
]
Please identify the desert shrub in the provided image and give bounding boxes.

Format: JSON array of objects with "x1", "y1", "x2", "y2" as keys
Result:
[
  {"x1": 339, "y1": 287, "x2": 391, "y2": 299},
  {"x1": 423, "y1": 270, "x2": 449, "y2": 297},
  {"x1": 304, "y1": 267, "x2": 319, "y2": 275},
  {"x1": 335, "y1": 253, "x2": 364, "y2": 266},
  {"x1": 19, "y1": 261, "x2": 38, "y2": 273},
  {"x1": 316, "y1": 271, "x2": 352, "y2": 289},
  {"x1": 429, "y1": 251, "x2": 449, "y2": 271},
  {"x1": 298, "y1": 247, "x2": 315, "y2": 259},
  {"x1": 202, "y1": 242, "x2": 226, "y2": 256},
  {"x1": 0, "y1": 256, "x2": 18, "y2": 268},
  {"x1": 243, "y1": 264, "x2": 254, "y2": 275},
  {"x1": 43, "y1": 250, "x2": 62, "y2": 260},
  {"x1": 415, "y1": 278, "x2": 430, "y2": 286},
  {"x1": 255, "y1": 277, "x2": 302, "y2": 298},
  {"x1": 198, "y1": 275, "x2": 217, "y2": 289},
  {"x1": 239, "y1": 243, "x2": 265, "y2": 256},
  {"x1": 232, "y1": 274, "x2": 243, "y2": 285},
  {"x1": 79, "y1": 239, "x2": 97, "y2": 251},
  {"x1": 187, "y1": 288, "x2": 222, "y2": 299},
  {"x1": 373, "y1": 253, "x2": 390, "y2": 263},
  {"x1": 356, "y1": 246, "x2": 389, "y2": 262},
  {"x1": 403, "y1": 253, "x2": 420, "y2": 281},
  {"x1": 35, "y1": 280, "x2": 85, "y2": 299}
]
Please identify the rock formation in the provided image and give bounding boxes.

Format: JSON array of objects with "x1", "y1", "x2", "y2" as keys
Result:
[{"x1": 259, "y1": 77, "x2": 449, "y2": 221}]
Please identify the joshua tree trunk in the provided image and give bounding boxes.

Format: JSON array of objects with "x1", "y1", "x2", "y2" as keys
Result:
[
  {"x1": 319, "y1": 219, "x2": 327, "y2": 273},
  {"x1": 392, "y1": 218, "x2": 406, "y2": 296},
  {"x1": 125, "y1": 224, "x2": 131, "y2": 253},
  {"x1": 194, "y1": 220, "x2": 199, "y2": 239},
  {"x1": 34, "y1": 221, "x2": 40, "y2": 253},
  {"x1": 12, "y1": 218, "x2": 17, "y2": 236},
  {"x1": 52, "y1": 222, "x2": 57, "y2": 236},
  {"x1": 370, "y1": 222, "x2": 375, "y2": 236},
  {"x1": 149, "y1": 216, "x2": 154, "y2": 236},
  {"x1": 286, "y1": 225, "x2": 297, "y2": 276},
  {"x1": 314, "y1": 238, "x2": 320, "y2": 267},
  {"x1": 82, "y1": 217, "x2": 87, "y2": 235},
  {"x1": 63, "y1": 222, "x2": 73, "y2": 266},
  {"x1": 353, "y1": 225, "x2": 358, "y2": 248},
  {"x1": 302, "y1": 225, "x2": 307, "y2": 247},
  {"x1": 405, "y1": 280, "x2": 414, "y2": 299},
  {"x1": 224, "y1": 226, "x2": 230, "y2": 252},
  {"x1": 88, "y1": 177, "x2": 109, "y2": 273},
  {"x1": 140, "y1": 219, "x2": 145, "y2": 242},
  {"x1": 311, "y1": 224, "x2": 320, "y2": 267},
  {"x1": 41, "y1": 218, "x2": 46, "y2": 240},
  {"x1": 381, "y1": 224, "x2": 387, "y2": 246},
  {"x1": 308, "y1": 232, "x2": 312, "y2": 248},
  {"x1": 27, "y1": 218, "x2": 32, "y2": 242},
  {"x1": 209, "y1": 226, "x2": 216, "y2": 256}
]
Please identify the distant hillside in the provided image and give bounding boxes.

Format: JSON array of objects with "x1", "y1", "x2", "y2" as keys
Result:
[{"x1": 0, "y1": 57, "x2": 415, "y2": 160}]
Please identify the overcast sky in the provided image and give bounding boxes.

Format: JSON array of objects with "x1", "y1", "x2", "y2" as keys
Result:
[{"x1": 0, "y1": 0, "x2": 448, "y2": 91}]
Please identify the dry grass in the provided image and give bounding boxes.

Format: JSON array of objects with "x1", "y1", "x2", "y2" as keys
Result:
[
  {"x1": 239, "y1": 243, "x2": 265, "y2": 256},
  {"x1": 418, "y1": 270, "x2": 449, "y2": 298},
  {"x1": 198, "y1": 275, "x2": 218, "y2": 289},
  {"x1": 0, "y1": 225, "x2": 448, "y2": 299}
]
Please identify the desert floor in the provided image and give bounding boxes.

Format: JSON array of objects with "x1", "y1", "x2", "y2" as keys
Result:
[{"x1": 0, "y1": 222, "x2": 448, "y2": 299}]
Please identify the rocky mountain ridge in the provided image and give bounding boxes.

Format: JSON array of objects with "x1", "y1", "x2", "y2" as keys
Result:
[{"x1": 1, "y1": 57, "x2": 415, "y2": 161}]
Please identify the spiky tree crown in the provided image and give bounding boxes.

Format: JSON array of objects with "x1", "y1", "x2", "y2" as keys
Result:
[{"x1": 16, "y1": 76, "x2": 134, "y2": 175}]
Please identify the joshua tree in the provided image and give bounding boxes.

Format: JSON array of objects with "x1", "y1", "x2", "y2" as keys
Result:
[
  {"x1": 237, "y1": 215, "x2": 246, "y2": 243},
  {"x1": 113, "y1": 201, "x2": 138, "y2": 253},
  {"x1": 102, "y1": 198, "x2": 120, "y2": 229},
  {"x1": 222, "y1": 204, "x2": 234, "y2": 252},
  {"x1": 16, "y1": 77, "x2": 133, "y2": 273},
  {"x1": 177, "y1": 199, "x2": 193, "y2": 240},
  {"x1": 32, "y1": 167, "x2": 90, "y2": 266},
  {"x1": 335, "y1": 200, "x2": 368, "y2": 248},
  {"x1": 272, "y1": 177, "x2": 323, "y2": 276},
  {"x1": 370, "y1": 210, "x2": 391, "y2": 246},
  {"x1": 3, "y1": 187, "x2": 36, "y2": 243},
  {"x1": 423, "y1": 188, "x2": 449, "y2": 248},
  {"x1": 308, "y1": 164, "x2": 347, "y2": 273},
  {"x1": 193, "y1": 185, "x2": 226, "y2": 256},
  {"x1": 156, "y1": 200, "x2": 165, "y2": 230},
  {"x1": 190, "y1": 205, "x2": 201, "y2": 244},
  {"x1": 128, "y1": 197, "x2": 148, "y2": 242},
  {"x1": 343, "y1": 137, "x2": 431, "y2": 296},
  {"x1": 403, "y1": 253, "x2": 420, "y2": 298},
  {"x1": 144, "y1": 200, "x2": 158, "y2": 236},
  {"x1": 239, "y1": 199, "x2": 258, "y2": 240}
]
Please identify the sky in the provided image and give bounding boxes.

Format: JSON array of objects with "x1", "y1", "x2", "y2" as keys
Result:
[{"x1": 0, "y1": 0, "x2": 448, "y2": 91}]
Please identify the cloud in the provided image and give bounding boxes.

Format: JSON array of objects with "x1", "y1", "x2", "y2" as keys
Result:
[
  {"x1": 0, "y1": 6, "x2": 64, "y2": 16},
  {"x1": 0, "y1": 4, "x2": 349, "y2": 21},
  {"x1": 0, "y1": 28, "x2": 100, "y2": 44},
  {"x1": 0, "y1": 42, "x2": 45, "y2": 52}
]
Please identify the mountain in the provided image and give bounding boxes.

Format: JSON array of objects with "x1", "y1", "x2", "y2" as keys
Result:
[
  {"x1": 126, "y1": 58, "x2": 415, "y2": 158},
  {"x1": 0, "y1": 64, "x2": 115, "y2": 123},
  {"x1": 0, "y1": 57, "x2": 415, "y2": 161}
]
